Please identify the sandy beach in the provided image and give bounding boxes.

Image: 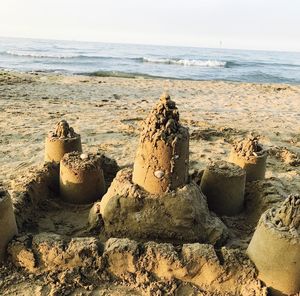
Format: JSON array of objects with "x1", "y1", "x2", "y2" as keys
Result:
[
  {"x1": 0, "y1": 70, "x2": 299, "y2": 191},
  {"x1": 0, "y1": 70, "x2": 300, "y2": 295}
]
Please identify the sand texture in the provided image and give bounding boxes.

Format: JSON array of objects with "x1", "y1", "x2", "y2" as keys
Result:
[
  {"x1": 61, "y1": 152, "x2": 102, "y2": 172},
  {"x1": 48, "y1": 119, "x2": 79, "y2": 139},
  {"x1": 267, "y1": 194, "x2": 300, "y2": 238},
  {"x1": 200, "y1": 160, "x2": 246, "y2": 216},
  {"x1": 97, "y1": 168, "x2": 227, "y2": 244},
  {"x1": 247, "y1": 195, "x2": 300, "y2": 294},
  {"x1": 0, "y1": 70, "x2": 300, "y2": 295},
  {"x1": 45, "y1": 119, "x2": 82, "y2": 162},
  {"x1": 204, "y1": 160, "x2": 245, "y2": 177},
  {"x1": 232, "y1": 136, "x2": 264, "y2": 159},
  {"x1": 132, "y1": 92, "x2": 189, "y2": 193}
]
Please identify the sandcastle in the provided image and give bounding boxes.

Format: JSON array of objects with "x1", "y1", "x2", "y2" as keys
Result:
[
  {"x1": 60, "y1": 152, "x2": 106, "y2": 204},
  {"x1": 200, "y1": 160, "x2": 246, "y2": 216},
  {"x1": 229, "y1": 136, "x2": 267, "y2": 181},
  {"x1": 93, "y1": 93, "x2": 227, "y2": 244},
  {"x1": 247, "y1": 194, "x2": 300, "y2": 295},
  {"x1": 1, "y1": 98, "x2": 299, "y2": 295},
  {"x1": 45, "y1": 120, "x2": 82, "y2": 162},
  {"x1": 0, "y1": 186, "x2": 18, "y2": 262}
]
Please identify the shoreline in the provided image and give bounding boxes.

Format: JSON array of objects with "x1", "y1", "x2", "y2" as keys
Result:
[{"x1": 2, "y1": 69, "x2": 300, "y2": 85}]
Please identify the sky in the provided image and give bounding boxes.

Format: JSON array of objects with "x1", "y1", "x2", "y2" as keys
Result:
[{"x1": 0, "y1": 0, "x2": 299, "y2": 52}]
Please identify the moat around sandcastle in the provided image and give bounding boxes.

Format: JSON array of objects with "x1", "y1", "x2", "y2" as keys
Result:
[{"x1": 0, "y1": 94, "x2": 299, "y2": 296}]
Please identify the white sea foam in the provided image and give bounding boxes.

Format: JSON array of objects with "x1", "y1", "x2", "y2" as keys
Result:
[
  {"x1": 143, "y1": 57, "x2": 226, "y2": 67},
  {"x1": 5, "y1": 50, "x2": 79, "y2": 59}
]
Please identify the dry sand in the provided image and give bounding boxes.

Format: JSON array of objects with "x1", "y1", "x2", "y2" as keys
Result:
[
  {"x1": 0, "y1": 71, "x2": 299, "y2": 189},
  {"x1": 0, "y1": 70, "x2": 300, "y2": 295}
]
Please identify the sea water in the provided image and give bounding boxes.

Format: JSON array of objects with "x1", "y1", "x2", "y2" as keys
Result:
[{"x1": 0, "y1": 36, "x2": 300, "y2": 84}]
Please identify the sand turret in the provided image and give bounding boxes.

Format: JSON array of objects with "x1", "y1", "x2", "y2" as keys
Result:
[
  {"x1": 229, "y1": 136, "x2": 267, "y2": 181},
  {"x1": 93, "y1": 93, "x2": 227, "y2": 244},
  {"x1": 247, "y1": 195, "x2": 300, "y2": 295},
  {"x1": 132, "y1": 93, "x2": 189, "y2": 194},
  {"x1": 200, "y1": 160, "x2": 246, "y2": 216},
  {"x1": 0, "y1": 186, "x2": 18, "y2": 262},
  {"x1": 60, "y1": 152, "x2": 105, "y2": 204},
  {"x1": 45, "y1": 120, "x2": 82, "y2": 162}
]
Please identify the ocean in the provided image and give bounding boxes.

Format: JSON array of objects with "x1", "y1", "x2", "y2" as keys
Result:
[{"x1": 1, "y1": 37, "x2": 300, "y2": 84}]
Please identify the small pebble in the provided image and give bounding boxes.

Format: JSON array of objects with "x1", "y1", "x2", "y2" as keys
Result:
[
  {"x1": 219, "y1": 164, "x2": 228, "y2": 169},
  {"x1": 154, "y1": 170, "x2": 164, "y2": 179},
  {"x1": 80, "y1": 153, "x2": 88, "y2": 160}
]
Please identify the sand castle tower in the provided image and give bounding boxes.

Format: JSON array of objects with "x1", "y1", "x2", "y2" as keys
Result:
[
  {"x1": 60, "y1": 152, "x2": 105, "y2": 204},
  {"x1": 247, "y1": 195, "x2": 300, "y2": 295},
  {"x1": 132, "y1": 93, "x2": 189, "y2": 194},
  {"x1": 228, "y1": 136, "x2": 267, "y2": 181},
  {"x1": 200, "y1": 160, "x2": 246, "y2": 216},
  {"x1": 0, "y1": 187, "x2": 18, "y2": 262},
  {"x1": 45, "y1": 120, "x2": 82, "y2": 162},
  {"x1": 91, "y1": 93, "x2": 227, "y2": 244}
]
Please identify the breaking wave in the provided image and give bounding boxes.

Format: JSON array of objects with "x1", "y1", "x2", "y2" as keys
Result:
[
  {"x1": 5, "y1": 50, "x2": 80, "y2": 59},
  {"x1": 3, "y1": 50, "x2": 232, "y2": 69},
  {"x1": 142, "y1": 57, "x2": 228, "y2": 67}
]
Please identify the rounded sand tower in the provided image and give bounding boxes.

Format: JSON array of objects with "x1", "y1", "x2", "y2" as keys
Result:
[
  {"x1": 200, "y1": 160, "x2": 246, "y2": 216},
  {"x1": 132, "y1": 93, "x2": 189, "y2": 194},
  {"x1": 0, "y1": 187, "x2": 18, "y2": 262},
  {"x1": 247, "y1": 195, "x2": 300, "y2": 295},
  {"x1": 94, "y1": 93, "x2": 227, "y2": 244},
  {"x1": 228, "y1": 136, "x2": 267, "y2": 181},
  {"x1": 60, "y1": 152, "x2": 105, "y2": 204},
  {"x1": 45, "y1": 120, "x2": 82, "y2": 163}
]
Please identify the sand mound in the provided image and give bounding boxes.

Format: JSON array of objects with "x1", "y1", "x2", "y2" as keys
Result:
[
  {"x1": 93, "y1": 168, "x2": 227, "y2": 244},
  {"x1": 267, "y1": 194, "x2": 300, "y2": 237},
  {"x1": 45, "y1": 119, "x2": 83, "y2": 162},
  {"x1": 48, "y1": 119, "x2": 78, "y2": 139},
  {"x1": 233, "y1": 136, "x2": 265, "y2": 159},
  {"x1": 269, "y1": 147, "x2": 300, "y2": 167},
  {"x1": 141, "y1": 93, "x2": 179, "y2": 139}
]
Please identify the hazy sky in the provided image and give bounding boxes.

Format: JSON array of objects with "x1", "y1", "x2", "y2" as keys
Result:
[{"x1": 0, "y1": 0, "x2": 299, "y2": 51}]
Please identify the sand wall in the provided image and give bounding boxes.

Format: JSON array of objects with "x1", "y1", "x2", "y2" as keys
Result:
[
  {"x1": 8, "y1": 234, "x2": 266, "y2": 296},
  {"x1": 11, "y1": 162, "x2": 59, "y2": 231}
]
